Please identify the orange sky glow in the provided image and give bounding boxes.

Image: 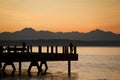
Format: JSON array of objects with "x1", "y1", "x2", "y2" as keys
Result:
[{"x1": 0, "y1": 0, "x2": 120, "y2": 34}]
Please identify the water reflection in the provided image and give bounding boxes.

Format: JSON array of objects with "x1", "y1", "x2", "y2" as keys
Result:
[{"x1": 0, "y1": 70, "x2": 79, "y2": 80}]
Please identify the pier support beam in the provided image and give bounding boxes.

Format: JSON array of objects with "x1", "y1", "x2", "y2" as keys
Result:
[{"x1": 68, "y1": 60, "x2": 71, "y2": 77}]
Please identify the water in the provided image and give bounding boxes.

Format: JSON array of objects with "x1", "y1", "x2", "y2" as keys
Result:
[{"x1": 1, "y1": 47, "x2": 120, "y2": 80}]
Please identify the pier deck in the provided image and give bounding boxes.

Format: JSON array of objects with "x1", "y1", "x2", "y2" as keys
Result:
[
  {"x1": 0, "y1": 45, "x2": 78, "y2": 77},
  {"x1": 0, "y1": 53, "x2": 78, "y2": 62}
]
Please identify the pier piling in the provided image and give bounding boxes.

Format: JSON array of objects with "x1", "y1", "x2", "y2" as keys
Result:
[{"x1": 68, "y1": 60, "x2": 71, "y2": 76}]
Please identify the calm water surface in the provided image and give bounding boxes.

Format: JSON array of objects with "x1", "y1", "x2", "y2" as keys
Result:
[{"x1": 1, "y1": 47, "x2": 120, "y2": 80}]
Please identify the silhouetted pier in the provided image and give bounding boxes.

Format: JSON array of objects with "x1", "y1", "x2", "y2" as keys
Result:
[{"x1": 0, "y1": 45, "x2": 78, "y2": 77}]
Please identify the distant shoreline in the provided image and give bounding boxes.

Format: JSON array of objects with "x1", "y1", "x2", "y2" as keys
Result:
[{"x1": 1, "y1": 40, "x2": 120, "y2": 47}]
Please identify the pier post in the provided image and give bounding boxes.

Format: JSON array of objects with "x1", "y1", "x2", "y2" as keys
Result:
[
  {"x1": 19, "y1": 45, "x2": 23, "y2": 77},
  {"x1": 74, "y1": 46, "x2": 76, "y2": 54},
  {"x1": 62, "y1": 46, "x2": 65, "y2": 54},
  {"x1": 19, "y1": 62, "x2": 21, "y2": 77},
  {"x1": 55, "y1": 46, "x2": 58, "y2": 53},
  {"x1": 51, "y1": 46, "x2": 53, "y2": 53},
  {"x1": 39, "y1": 46, "x2": 42, "y2": 53},
  {"x1": 0, "y1": 46, "x2": 3, "y2": 53},
  {"x1": 65, "y1": 46, "x2": 68, "y2": 54},
  {"x1": 7, "y1": 46, "x2": 10, "y2": 53},
  {"x1": 27, "y1": 46, "x2": 29, "y2": 53},
  {"x1": 0, "y1": 46, "x2": 3, "y2": 70},
  {"x1": 30, "y1": 45, "x2": 32, "y2": 52},
  {"x1": 14, "y1": 45, "x2": 16, "y2": 53},
  {"x1": 68, "y1": 60, "x2": 71, "y2": 76},
  {"x1": 47, "y1": 46, "x2": 49, "y2": 53}
]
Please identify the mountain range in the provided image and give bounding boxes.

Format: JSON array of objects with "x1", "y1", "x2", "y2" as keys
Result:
[{"x1": 0, "y1": 28, "x2": 120, "y2": 41}]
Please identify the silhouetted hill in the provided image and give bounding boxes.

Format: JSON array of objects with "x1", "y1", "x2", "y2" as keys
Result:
[
  {"x1": 0, "y1": 28, "x2": 120, "y2": 41},
  {"x1": 82, "y1": 29, "x2": 119, "y2": 41}
]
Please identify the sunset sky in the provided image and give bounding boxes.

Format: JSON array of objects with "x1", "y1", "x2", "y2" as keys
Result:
[{"x1": 0, "y1": 0, "x2": 120, "y2": 34}]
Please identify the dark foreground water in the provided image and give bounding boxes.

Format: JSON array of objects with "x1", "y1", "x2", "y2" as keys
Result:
[{"x1": 1, "y1": 47, "x2": 120, "y2": 80}]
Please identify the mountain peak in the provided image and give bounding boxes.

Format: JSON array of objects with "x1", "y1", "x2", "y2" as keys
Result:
[
  {"x1": 89, "y1": 29, "x2": 105, "y2": 34},
  {"x1": 95, "y1": 29, "x2": 103, "y2": 31},
  {"x1": 21, "y1": 27, "x2": 36, "y2": 32}
]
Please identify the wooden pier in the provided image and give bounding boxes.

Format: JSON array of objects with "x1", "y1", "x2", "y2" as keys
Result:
[{"x1": 0, "y1": 45, "x2": 78, "y2": 77}]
